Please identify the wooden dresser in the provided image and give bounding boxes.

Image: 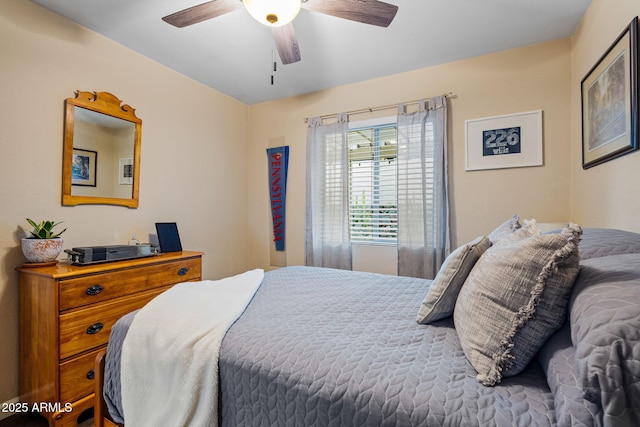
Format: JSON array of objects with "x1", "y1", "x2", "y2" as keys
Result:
[{"x1": 17, "y1": 251, "x2": 203, "y2": 427}]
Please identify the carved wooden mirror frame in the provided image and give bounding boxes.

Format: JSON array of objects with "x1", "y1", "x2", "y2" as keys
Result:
[{"x1": 62, "y1": 91, "x2": 142, "y2": 208}]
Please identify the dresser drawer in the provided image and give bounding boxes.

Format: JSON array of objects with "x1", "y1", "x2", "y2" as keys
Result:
[
  {"x1": 59, "y1": 287, "x2": 169, "y2": 360},
  {"x1": 59, "y1": 348, "x2": 102, "y2": 403},
  {"x1": 59, "y1": 257, "x2": 202, "y2": 311}
]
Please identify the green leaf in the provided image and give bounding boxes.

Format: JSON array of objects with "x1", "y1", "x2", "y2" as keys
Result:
[
  {"x1": 26, "y1": 218, "x2": 40, "y2": 229},
  {"x1": 25, "y1": 218, "x2": 66, "y2": 239}
]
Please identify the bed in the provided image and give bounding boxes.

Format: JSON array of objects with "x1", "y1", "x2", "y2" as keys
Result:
[{"x1": 94, "y1": 225, "x2": 640, "y2": 427}]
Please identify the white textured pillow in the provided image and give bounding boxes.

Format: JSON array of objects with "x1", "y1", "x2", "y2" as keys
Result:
[
  {"x1": 416, "y1": 236, "x2": 491, "y2": 324},
  {"x1": 454, "y1": 223, "x2": 582, "y2": 386}
]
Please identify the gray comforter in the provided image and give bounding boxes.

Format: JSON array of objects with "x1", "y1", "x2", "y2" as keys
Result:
[
  {"x1": 105, "y1": 228, "x2": 640, "y2": 426},
  {"x1": 218, "y1": 266, "x2": 556, "y2": 427}
]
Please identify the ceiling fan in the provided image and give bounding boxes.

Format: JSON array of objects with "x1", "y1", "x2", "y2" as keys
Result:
[{"x1": 162, "y1": 0, "x2": 399, "y2": 65}]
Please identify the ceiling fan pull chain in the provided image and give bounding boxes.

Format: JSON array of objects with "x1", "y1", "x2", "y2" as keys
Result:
[
  {"x1": 272, "y1": 60, "x2": 277, "y2": 85},
  {"x1": 271, "y1": 43, "x2": 277, "y2": 85}
]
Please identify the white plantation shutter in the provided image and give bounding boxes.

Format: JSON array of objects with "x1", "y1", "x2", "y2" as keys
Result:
[{"x1": 348, "y1": 124, "x2": 398, "y2": 242}]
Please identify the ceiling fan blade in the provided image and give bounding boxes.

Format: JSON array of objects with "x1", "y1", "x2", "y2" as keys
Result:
[
  {"x1": 162, "y1": 0, "x2": 243, "y2": 28},
  {"x1": 302, "y1": 0, "x2": 398, "y2": 27},
  {"x1": 272, "y1": 23, "x2": 301, "y2": 65}
]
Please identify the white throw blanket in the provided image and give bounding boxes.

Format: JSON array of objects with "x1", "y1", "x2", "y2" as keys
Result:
[{"x1": 121, "y1": 269, "x2": 264, "y2": 427}]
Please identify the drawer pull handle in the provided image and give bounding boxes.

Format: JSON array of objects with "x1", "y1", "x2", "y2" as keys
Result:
[
  {"x1": 86, "y1": 323, "x2": 104, "y2": 335},
  {"x1": 86, "y1": 369, "x2": 95, "y2": 380},
  {"x1": 178, "y1": 267, "x2": 189, "y2": 276},
  {"x1": 86, "y1": 285, "x2": 104, "y2": 296}
]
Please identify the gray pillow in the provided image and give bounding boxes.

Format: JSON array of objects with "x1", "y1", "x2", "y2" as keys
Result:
[
  {"x1": 454, "y1": 223, "x2": 582, "y2": 386},
  {"x1": 578, "y1": 227, "x2": 640, "y2": 260},
  {"x1": 416, "y1": 236, "x2": 491, "y2": 324},
  {"x1": 488, "y1": 214, "x2": 521, "y2": 244}
]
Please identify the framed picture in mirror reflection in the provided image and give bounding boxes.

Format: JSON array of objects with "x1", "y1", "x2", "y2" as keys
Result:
[
  {"x1": 119, "y1": 158, "x2": 133, "y2": 185},
  {"x1": 71, "y1": 148, "x2": 97, "y2": 187}
]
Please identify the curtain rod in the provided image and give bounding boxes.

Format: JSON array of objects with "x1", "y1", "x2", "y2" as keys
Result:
[{"x1": 303, "y1": 92, "x2": 455, "y2": 124}]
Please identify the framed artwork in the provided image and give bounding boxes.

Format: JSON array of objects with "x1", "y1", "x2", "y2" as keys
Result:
[
  {"x1": 119, "y1": 158, "x2": 134, "y2": 184},
  {"x1": 465, "y1": 110, "x2": 543, "y2": 171},
  {"x1": 71, "y1": 148, "x2": 97, "y2": 187},
  {"x1": 581, "y1": 17, "x2": 638, "y2": 169}
]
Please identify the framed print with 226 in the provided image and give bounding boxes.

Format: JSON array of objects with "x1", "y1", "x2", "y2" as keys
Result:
[
  {"x1": 465, "y1": 110, "x2": 543, "y2": 171},
  {"x1": 581, "y1": 16, "x2": 638, "y2": 169}
]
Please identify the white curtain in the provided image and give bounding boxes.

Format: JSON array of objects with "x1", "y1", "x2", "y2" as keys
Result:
[
  {"x1": 396, "y1": 96, "x2": 450, "y2": 279},
  {"x1": 305, "y1": 113, "x2": 352, "y2": 270}
]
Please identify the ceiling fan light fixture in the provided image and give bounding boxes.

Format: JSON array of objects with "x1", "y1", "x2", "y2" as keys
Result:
[{"x1": 243, "y1": 0, "x2": 302, "y2": 27}]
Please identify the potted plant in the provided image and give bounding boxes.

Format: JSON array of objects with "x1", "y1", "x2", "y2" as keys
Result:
[{"x1": 21, "y1": 218, "x2": 67, "y2": 264}]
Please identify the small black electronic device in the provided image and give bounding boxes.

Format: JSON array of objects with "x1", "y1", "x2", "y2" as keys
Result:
[
  {"x1": 65, "y1": 244, "x2": 153, "y2": 265},
  {"x1": 155, "y1": 222, "x2": 182, "y2": 253}
]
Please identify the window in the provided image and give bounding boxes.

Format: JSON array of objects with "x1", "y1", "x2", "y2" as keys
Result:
[{"x1": 348, "y1": 118, "x2": 397, "y2": 243}]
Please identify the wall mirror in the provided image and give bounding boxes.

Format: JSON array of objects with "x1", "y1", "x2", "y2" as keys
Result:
[{"x1": 62, "y1": 90, "x2": 142, "y2": 208}]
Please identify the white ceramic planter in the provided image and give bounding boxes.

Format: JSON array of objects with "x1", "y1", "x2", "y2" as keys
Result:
[{"x1": 21, "y1": 238, "x2": 64, "y2": 263}]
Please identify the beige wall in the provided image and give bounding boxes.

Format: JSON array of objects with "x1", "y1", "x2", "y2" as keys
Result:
[
  {"x1": 570, "y1": 0, "x2": 640, "y2": 230},
  {"x1": 3, "y1": 0, "x2": 637, "y2": 411},
  {"x1": 0, "y1": 0, "x2": 249, "y2": 404},
  {"x1": 247, "y1": 38, "x2": 573, "y2": 270}
]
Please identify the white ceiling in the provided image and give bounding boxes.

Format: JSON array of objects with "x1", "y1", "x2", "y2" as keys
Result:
[{"x1": 31, "y1": 0, "x2": 591, "y2": 105}]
